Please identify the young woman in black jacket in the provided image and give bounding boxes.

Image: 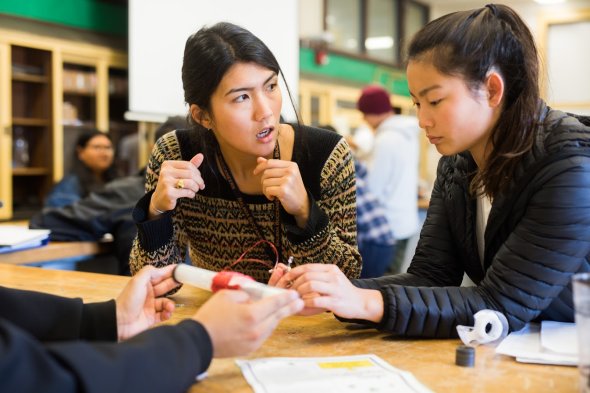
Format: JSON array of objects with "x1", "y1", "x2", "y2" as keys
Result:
[{"x1": 270, "y1": 4, "x2": 590, "y2": 337}]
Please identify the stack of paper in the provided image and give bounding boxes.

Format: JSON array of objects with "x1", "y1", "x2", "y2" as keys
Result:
[
  {"x1": 0, "y1": 226, "x2": 50, "y2": 254},
  {"x1": 495, "y1": 322, "x2": 578, "y2": 366}
]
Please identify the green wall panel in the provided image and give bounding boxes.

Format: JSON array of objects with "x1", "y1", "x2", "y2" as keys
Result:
[
  {"x1": 0, "y1": 0, "x2": 127, "y2": 36},
  {"x1": 299, "y1": 47, "x2": 409, "y2": 97}
]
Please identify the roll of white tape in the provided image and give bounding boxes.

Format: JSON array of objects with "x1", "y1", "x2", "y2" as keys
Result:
[{"x1": 456, "y1": 310, "x2": 509, "y2": 347}]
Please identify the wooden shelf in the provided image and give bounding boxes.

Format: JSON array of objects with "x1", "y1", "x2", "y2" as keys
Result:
[
  {"x1": 12, "y1": 117, "x2": 51, "y2": 127},
  {"x1": 1, "y1": 39, "x2": 132, "y2": 220},
  {"x1": 12, "y1": 167, "x2": 50, "y2": 176},
  {"x1": 63, "y1": 90, "x2": 96, "y2": 97},
  {"x1": 12, "y1": 73, "x2": 50, "y2": 83}
]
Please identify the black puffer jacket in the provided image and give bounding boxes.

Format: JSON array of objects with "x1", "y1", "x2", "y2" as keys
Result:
[{"x1": 352, "y1": 105, "x2": 590, "y2": 337}]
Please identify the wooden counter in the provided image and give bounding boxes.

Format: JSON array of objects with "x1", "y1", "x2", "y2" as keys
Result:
[
  {"x1": 0, "y1": 241, "x2": 111, "y2": 265},
  {"x1": 0, "y1": 264, "x2": 577, "y2": 393},
  {"x1": 0, "y1": 220, "x2": 111, "y2": 265}
]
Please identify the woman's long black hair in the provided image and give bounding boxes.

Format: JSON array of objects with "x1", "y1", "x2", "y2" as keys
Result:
[{"x1": 407, "y1": 4, "x2": 541, "y2": 198}]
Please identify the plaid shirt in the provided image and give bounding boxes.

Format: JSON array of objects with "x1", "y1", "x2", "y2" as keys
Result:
[{"x1": 355, "y1": 161, "x2": 395, "y2": 246}]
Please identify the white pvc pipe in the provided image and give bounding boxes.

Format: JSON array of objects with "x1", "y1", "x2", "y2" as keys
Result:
[{"x1": 173, "y1": 264, "x2": 287, "y2": 300}]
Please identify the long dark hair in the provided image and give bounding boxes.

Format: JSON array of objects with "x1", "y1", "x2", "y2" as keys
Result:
[
  {"x1": 73, "y1": 129, "x2": 118, "y2": 196},
  {"x1": 182, "y1": 21, "x2": 300, "y2": 129},
  {"x1": 407, "y1": 4, "x2": 540, "y2": 198}
]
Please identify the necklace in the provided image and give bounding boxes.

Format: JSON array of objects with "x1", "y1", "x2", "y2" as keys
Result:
[{"x1": 216, "y1": 143, "x2": 282, "y2": 263}]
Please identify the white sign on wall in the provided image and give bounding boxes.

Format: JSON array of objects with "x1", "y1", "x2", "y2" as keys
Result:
[
  {"x1": 547, "y1": 20, "x2": 590, "y2": 115},
  {"x1": 128, "y1": 0, "x2": 299, "y2": 122}
]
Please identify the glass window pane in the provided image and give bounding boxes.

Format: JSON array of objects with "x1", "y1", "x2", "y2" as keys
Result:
[
  {"x1": 326, "y1": 0, "x2": 361, "y2": 53},
  {"x1": 403, "y1": 1, "x2": 428, "y2": 60},
  {"x1": 367, "y1": 0, "x2": 398, "y2": 63},
  {"x1": 310, "y1": 96, "x2": 320, "y2": 127}
]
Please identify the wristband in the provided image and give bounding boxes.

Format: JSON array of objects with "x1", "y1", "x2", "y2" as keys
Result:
[
  {"x1": 154, "y1": 206, "x2": 167, "y2": 214},
  {"x1": 151, "y1": 201, "x2": 168, "y2": 215}
]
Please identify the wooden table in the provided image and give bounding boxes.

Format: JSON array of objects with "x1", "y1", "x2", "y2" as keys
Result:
[
  {"x1": 0, "y1": 220, "x2": 111, "y2": 266},
  {"x1": 0, "y1": 264, "x2": 578, "y2": 393},
  {"x1": 0, "y1": 241, "x2": 111, "y2": 265}
]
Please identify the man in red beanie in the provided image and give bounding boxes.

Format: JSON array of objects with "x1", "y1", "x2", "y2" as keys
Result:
[{"x1": 356, "y1": 85, "x2": 421, "y2": 274}]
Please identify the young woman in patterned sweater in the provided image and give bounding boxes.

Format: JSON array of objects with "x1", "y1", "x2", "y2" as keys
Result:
[{"x1": 129, "y1": 22, "x2": 361, "y2": 282}]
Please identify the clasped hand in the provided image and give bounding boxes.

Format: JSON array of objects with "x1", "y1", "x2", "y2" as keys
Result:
[
  {"x1": 150, "y1": 153, "x2": 206, "y2": 216},
  {"x1": 268, "y1": 263, "x2": 384, "y2": 323},
  {"x1": 254, "y1": 157, "x2": 310, "y2": 228}
]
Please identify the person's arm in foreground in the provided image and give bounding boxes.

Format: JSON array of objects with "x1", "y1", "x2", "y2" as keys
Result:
[
  {"x1": 272, "y1": 155, "x2": 590, "y2": 336},
  {"x1": 0, "y1": 266, "x2": 303, "y2": 393},
  {"x1": 270, "y1": 263, "x2": 383, "y2": 320}
]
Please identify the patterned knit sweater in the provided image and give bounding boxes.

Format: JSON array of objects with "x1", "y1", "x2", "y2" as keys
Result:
[{"x1": 130, "y1": 124, "x2": 361, "y2": 282}]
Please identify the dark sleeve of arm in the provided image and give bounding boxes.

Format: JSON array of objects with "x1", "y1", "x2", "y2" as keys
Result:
[
  {"x1": 132, "y1": 190, "x2": 174, "y2": 252},
  {"x1": 343, "y1": 156, "x2": 590, "y2": 337},
  {"x1": 284, "y1": 138, "x2": 362, "y2": 278},
  {"x1": 336, "y1": 171, "x2": 471, "y2": 336},
  {"x1": 281, "y1": 191, "x2": 328, "y2": 243},
  {"x1": 0, "y1": 318, "x2": 212, "y2": 393},
  {"x1": 0, "y1": 286, "x2": 116, "y2": 342}
]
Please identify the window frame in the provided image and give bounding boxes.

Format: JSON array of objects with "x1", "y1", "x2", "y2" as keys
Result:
[{"x1": 323, "y1": 0, "x2": 429, "y2": 68}]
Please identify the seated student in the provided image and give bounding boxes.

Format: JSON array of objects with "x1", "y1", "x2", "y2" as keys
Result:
[
  {"x1": 45, "y1": 130, "x2": 119, "y2": 208},
  {"x1": 0, "y1": 264, "x2": 303, "y2": 393},
  {"x1": 30, "y1": 118, "x2": 189, "y2": 275},
  {"x1": 270, "y1": 4, "x2": 590, "y2": 336},
  {"x1": 130, "y1": 22, "x2": 361, "y2": 282},
  {"x1": 355, "y1": 86, "x2": 421, "y2": 275}
]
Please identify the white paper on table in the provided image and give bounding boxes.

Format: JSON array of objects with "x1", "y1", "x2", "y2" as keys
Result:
[
  {"x1": 495, "y1": 323, "x2": 578, "y2": 366},
  {"x1": 540, "y1": 321, "x2": 578, "y2": 356},
  {"x1": 236, "y1": 354, "x2": 433, "y2": 393},
  {"x1": 0, "y1": 227, "x2": 50, "y2": 246}
]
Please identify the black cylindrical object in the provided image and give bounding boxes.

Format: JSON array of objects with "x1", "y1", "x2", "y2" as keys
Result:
[{"x1": 455, "y1": 345, "x2": 475, "y2": 367}]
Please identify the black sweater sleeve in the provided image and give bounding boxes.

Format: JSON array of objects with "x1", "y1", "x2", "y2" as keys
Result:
[
  {"x1": 0, "y1": 319, "x2": 212, "y2": 393},
  {"x1": 0, "y1": 286, "x2": 116, "y2": 341},
  {"x1": 0, "y1": 287, "x2": 213, "y2": 393}
]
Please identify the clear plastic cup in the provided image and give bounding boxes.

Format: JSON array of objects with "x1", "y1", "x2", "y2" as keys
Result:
[{"x1": 573, "y1": 272, "x2": 590, "y2": 393}]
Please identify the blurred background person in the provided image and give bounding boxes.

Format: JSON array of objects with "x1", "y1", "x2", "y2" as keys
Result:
[
  {"x1": 320, "y1": 124, "x2": 395, "y2": 278},
  {"x1": 44, "y1": 130, "x2": 119, "y2": 208},
  {"x1": 355, "y1": 160, "x2": 396, "y2": 278},
  {"x1": 356, "y1": 85, "x2": 420, "y2": 274}
]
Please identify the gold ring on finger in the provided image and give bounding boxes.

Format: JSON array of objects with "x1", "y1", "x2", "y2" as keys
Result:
[{"x1": 176, "y1": 179, "x2": 185, "y2": 189}]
